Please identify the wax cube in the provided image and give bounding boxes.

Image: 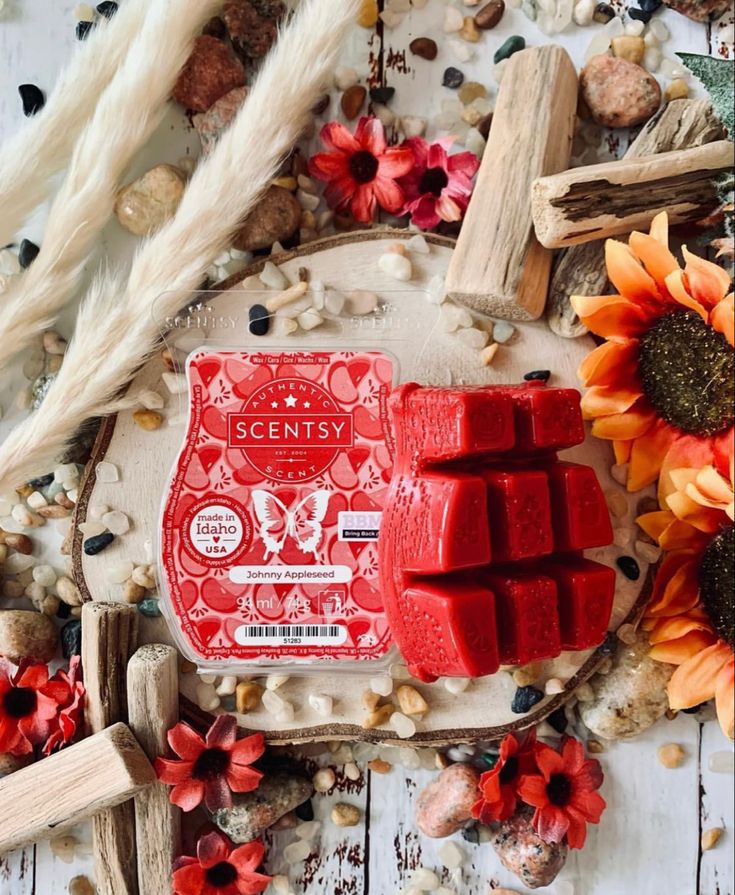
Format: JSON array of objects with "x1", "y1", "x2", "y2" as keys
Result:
[
  {"x1": 484, "y1": 570, "x2": 561, "y2": 664},
  {"x1": 502, "y1": 384, "x2": 586, "y2": 453},
  {"x1": 546, "y1": 462, "x2": 614, "y2": 551},
  {"x1": 483, "y1": 468, "x2": 553, "y2": 561},
  {"x1": 542, "y1": 557, "x2": 616, "y2": 650}
]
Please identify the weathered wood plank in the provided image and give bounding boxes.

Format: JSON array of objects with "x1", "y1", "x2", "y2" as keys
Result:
[{"x1": 699, "y1": 721, "x2": 735, "y2": 895}]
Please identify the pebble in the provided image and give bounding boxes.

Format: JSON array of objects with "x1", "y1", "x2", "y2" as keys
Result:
[
  {"x1": 61, "y1": 619, "x2": 83, "y2": 658},
  {"x1": 18, "y1": 238, "x2": 40, "y2": 269},
  {"x1": 341, "y1": 84, "x2": 367, "y2": 120},
  {"x1": 194, "y1": 86, "x2": 248, "y2": 154},
  {"x1": 475, "y1": 0, "x2": 505, "y2": 27},
  {"x1": 173, "y1": 35, "x2": 246, "y2": 112},
  {"x1": 391, "y1": 712, "x2": 417, "y2": 739},
  {"x1": 115, "y1": 164, "x2": 186, "y2": 237},
  {"x1": 138, "y1": 597, "x2": 162, "y2": 618},
  {"x1": 0, "y1": 609, "x2": 58, "y2": 663},
  {"x1": 76, "y1": 20, "x2": 95, "y2": 39},
  {"x1": 444, "y1": 6, "x2": 465, "y2": 30},
  {"x1": 32, "y1": 564, "x2": 57, "y2": 588},
  {"x1": 297, "y1": 309, "x2": 323, "y2": 331},
  {"x1": 573, "y1": 0, "x2": 596, "y2": 24},
  {"x1": 331, "y1": 802, "x2": 361, "y2": 827},
  {"x1": 658, "y1": 743, "x2": 686, "y2": 768},
  {"x1": 283, "y1": 839, "x2": 311, "y2": 864},
  {"x1": 665, "y1": 78, "x2": 689, "y2": 101},
  {"x1": 494, "y1": 35, "x2": 525, "y2": 64},
  {"x1": 411, "y1": 868, "x2": 441, "y2": 891},
  {"x1": 611, "y1": 35, "x2": 645, "y2": 64},
  {"x1": 19, "y1": 83, "x2": 45, "y2": 117},
  {"x1": 490, "y1": 806, "x2": 568, "y2": 889},
  {"x1": 409, "y1": 37, "x2": 438, "y2": 60},
  {"x1": 96, "y1": 1, "x2": 118, "y2": 17},
  {"x1": 396, "y1": 685, "x2": 429, "y2": 716},
  {"x1": 347, "y1": 289, "x2": 379, "y2": 315},
  {"x1": 236, "y1": 681, "x2": 263, "y2": 713},
  {"x1": 358, "y1": 0, "x2": 379, "y2": 26},
  {"x1": 308, "y1": 693, "x2": 333, "y2": 716},
  {"x1": 334, "y1": 65, "x2": 359, "y2": 91},
  {"x1": 523, "y1": 369, "x2": 551, "y2": 382},
  {"x1": 57, "y1": 576, "x2": 83, "y2": 606},
  {"x1": 260, "y1": 261, "x2": 289, "y2": 291},
  {"x1": 443, "y1": 67, "x2": 465, "y2": 88},
  {"x1": 83, "y1": 532, "x2": 115, "y2": 556},
  {"x1": 313, "y1": 767, "x2": 336, "y2": 793},
  {"x1": 616, "y1": 555, "x2": 640, "y2": 580},
  {"x1": 378, "y1": 251, "x2": 412, "y2": 281},
  {"x1": 131, "y1": 565, "x2": 156, "y2": 589},
  {"x1": 248, "y1": 304, "x2": 271, "y2": 336},
  {"x1": 492, "y1": 320, "x2": 515, "y2": 343},
  {"x1": 448, "y1": 38, "x2": 473, "y2": 62},
  {"x1": 234, "y1": 186, "x2": 301, "y2": 252},
  {"x1": 580, "y1": 55, "x2": 661, "y2": 128},
  {"x1": 214, "y1": 774, "x2": 313, "y2": 842},
  {"x1": 133, "y1": 409, "x2": 163, "y2": 431},
  {"x1": 702, "y1": 827, "x2": 724, "y2": 851},
  {"x1": 663, "y1": 0, "x2": 731, "y2": 19},
  {"x1": 415, "y1": 763, "x2": 481, "y2": 838},
  {"x1": 460, "y1": 16, "x2": 482, "y2": 40},
  {"x1": 511, "y1": 685, "x2": 545, "y2": 714}
]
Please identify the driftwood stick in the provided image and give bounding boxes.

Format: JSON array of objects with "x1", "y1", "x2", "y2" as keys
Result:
[
  {"x1": 82, "y1": 602, "x2": 140, "y2": 895},
  {"x1": 127, "y1": 645, "x2": 181, "y2": 895},
  {"x1": 0, "y1": 724, "x2": 155, "y2": 855},
  {"x1": 547, "y1": 98, "x2": 726, "y2": 338},
  {"x1": 532, "y1": 140, "x2": 733, "y2": 249},
  {"x1": 445, "y1": 45, "x2": 578, "y2": 321}
]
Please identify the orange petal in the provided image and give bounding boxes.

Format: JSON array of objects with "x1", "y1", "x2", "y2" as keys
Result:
[
  {"x1": 605, "y1": 239, "x2": 662, "y2": 304},
  {"x1": 649, "y1": 612, "x2": 714, "y2": 644},
  {"x1": 692, "y1": 464, "x2": 734, "y2": 504},
  {"x1": 668, "y1": 642, "x2": 732, "y2": 709},
  {"x1": 629, "y1": 230, "x2": 679, "y2": 287},
  {"x1": 646, "y1": 554, "x2": 700, "y2": 617},
  {"x1": 666, "y1": 492, "x2": 723, "y2": 534},
  {"x1": 591, "y1": 404, "x2": 656, "y2": 441},
  {"x1": 649, "y1": 211, "x2": 669, "y2": 246},
  {"x1": 664, "y1": 270, "x2": 708, "y2": 321},
  {"x1": 627, "y1": 420, "x2": 678, "y2": 491},
  {"x1": 636, "y1": 509, "x2": 672, "y2": 542},
  {"x1": 659, "y1": 519, "x2": 709, "y2": 552},
  {"x1": 682, "y1": 246, "x2": 732, "y2": 309},
  {"x1": 578, "y1": 340, "x2": 639, "y2": 387},
  {"x1": 650, "y1": 630, "x2": 718, "y2": 665},
  {"x1": 614, "y1": 439, "x2": 632, "y2": 465},
  {"x1": 571, "y1": 294, "x2": 652, "y2": 339},
  {"x1": 710, "y1": 292, "x2": 734, "y2": 346},
  {"x1": 581, "y1": 385, "x2": 642, "y2": 417},
  {"x1": 715, "y1": 656, "x2": 735, "y2": 739},
  {"x1": 659, "y1": 435, "x2": 720, "y2": 502}
]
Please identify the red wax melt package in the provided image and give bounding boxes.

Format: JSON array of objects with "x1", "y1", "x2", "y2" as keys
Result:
[
  {"x1": 379, "y1": 381, "x2": 615, "y2": 682},
  {"x1": 160, "y1": 348, "x2": 398, "y2": 672}
]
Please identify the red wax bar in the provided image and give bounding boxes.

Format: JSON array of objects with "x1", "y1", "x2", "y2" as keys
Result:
[
  {"x1": 483, "y1": 468, "x2": 553, "y2": 562},
  {"x1": 379, "y1": 382, "x2": 615, "y2": 682},
  {"x1": 484, "y1": 570, "x2": 561, "y2": 665},
  {"x1": 543, "y1": 557, "x2": 616, "y2": 650},
  {"x1": 546, "y1": 462, "x2": 614, "y2": 551}
]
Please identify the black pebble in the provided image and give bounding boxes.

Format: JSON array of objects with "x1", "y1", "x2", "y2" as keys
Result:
[
  {"x1": 599, "y1": 630, "x2": 617, "y2": 656},
  {"x1": 61, "y1": 619, "x2": 83, "y2": 658},
  {"x1": 19, "y1": 84, "x2": 45, "y2": 117},
  {"x1": 616, "y1": 555, "x2": 641, "y2": 581},
  {"x1": 76, "y1": 20, "x2": 95, "y2": 39},
  {"x1": 311, "y1": 94, "x2": 331, "y2": 116},
  {"x1": 547, "y1": 707, "x2": 569, "y2": 733},
  {"x1": 370, "y1": 86, "x2": 395, "y2": 105},
  {"x1": 593, "y1": 1, "x2": 615, "y2": 21},
  {"x1": 28, "y1": 473, "x2": 54, "y2": 489},
  {"x1": 629, "y1": 6, "x2": 652, "y2": 20},
  {"x1": 84, "y1": 532, "x2": 115, "y2": 556},
  {"x1": 295, "y1": 799, "x2": 314, "y2": 821},
  {"x1": 442, "y1": 66, "x2": 464, "y2": 89},
  {"x1": 57, "y1": 601, "x2": 71, "y2": 620},
  {"x1": 96, "y1": 1, "x2": 119, "y2": 17},
  {"x1": 511, "y1": 685, "x2": 545, "y2": 714},
  {"x1": 19, "y1": 239, "x2": 40, "y2": 269},
  {"x1": 639, "y1": 0, "x2": 662, "y2": 9},
  {"x1": 249, "y1": 304, "x2": 271, "y2": 337},
  {"x1": 682, "y1": 703, "x2": 707, "y2": 715},
  {"x1": 523, "y1": 369, "x2": 551, "y2": 382},
  {"x1": 461, "y1": 824, "x2": 480, "y2": 844}
]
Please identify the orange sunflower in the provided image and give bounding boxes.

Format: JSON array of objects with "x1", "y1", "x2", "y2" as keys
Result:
[
  {"x1": 571, "y1": 213, "x2": 734, "y2": 493},
  {"x1": 638, "y1": 448, "x2": 734, "y2": 740}
]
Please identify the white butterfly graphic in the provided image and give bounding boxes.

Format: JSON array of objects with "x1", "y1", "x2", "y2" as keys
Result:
[{"x1": 251, "y1": 489, "x2": 331, "y2": 560}]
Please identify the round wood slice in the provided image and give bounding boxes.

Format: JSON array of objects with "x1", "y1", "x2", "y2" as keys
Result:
[{"x1": 73, "y1": 229, "x2": 652, "y2": 746}]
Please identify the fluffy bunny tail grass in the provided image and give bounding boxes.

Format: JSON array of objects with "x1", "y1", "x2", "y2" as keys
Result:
[{"x1": 0, "y1": 0, "x2": 361, "y2": 492}]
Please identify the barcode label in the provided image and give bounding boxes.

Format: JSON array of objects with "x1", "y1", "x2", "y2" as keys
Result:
[{"x1": 234, "y1": 624, "x2": 348, "y2": 646}]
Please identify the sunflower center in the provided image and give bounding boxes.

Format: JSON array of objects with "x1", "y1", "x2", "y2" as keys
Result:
[
  {"x1": 638, "y1": 310, "x2": 734, "y2": 436},
  {"x1": 348, "y1": 150, "x2": 379, "y2": 184},
  {"x1": 547, "y1": 773, "x2": 572, "y2": 807},
  {"x1": 3, "y1": 687, "x2": 37, "y2": 719},
  {"x1": 499, "y1": 755, "x2": 519, "y2": 784},
  {"x1": 192, "y1": 747, "x2": 230, "y2": 780},
  {"x1": 205, "y1": 861, "x2": 238, "y2": 888},
  {"x1": 419, "y1": 166, "x2": 449, "y2": 197},
  {"x1": 699, "y1": 525, "x2": 735, "y2": 649}
]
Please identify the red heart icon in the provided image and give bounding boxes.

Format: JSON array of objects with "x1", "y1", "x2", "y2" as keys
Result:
[
  {"x1": 347, "y1": 447, "x2": 370, "y2": 473},
  {"x1": 196, "y1": 618, "x2": 221, "y2": 644},
  {"x1": 347, "y1": 359, "x2": 370, "y2": 386},
  {"x1": 198, "y1": 446, "x2": 222, "y2": 472},
  {"x1": 201, "y1": 578, "x2": 238, "y2": 612},
  {"x1": 197, "y1": 358, "x2": 221, "y2": 388}
]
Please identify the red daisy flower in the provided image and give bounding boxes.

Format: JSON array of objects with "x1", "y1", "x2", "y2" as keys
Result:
[
  {"x1": 0, "y1": 658, "x2": 68, "y2": 757},
  {"x1": 308, "y1": 116, "x2": 414, "y2": 223},
  {"x1": 471, "y1": 730, "x2": 538, "y2": 824},
  {"x1": 155, "y1": 715, "x2": 264, "y2": 812},
  {"x1": 398, "y1": 136, "x2": 479, "y2": 230},
  {"x1": 518, "y1": 736, "x2": 606, "y2": 849},
  {"x1": 173, "y1": 831, "x2": 271, "y2": 895},
  {"x1": 43, "y1": 656, "x2": 86, "y2": 756}
]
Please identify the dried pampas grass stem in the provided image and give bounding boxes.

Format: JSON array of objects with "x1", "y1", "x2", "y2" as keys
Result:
[
  {"x1": 0, "y1": 0, "x2": 222, "y2": 372},
  {"x1": 0, "y1": 0, "x2": 151, "y2": 247},
  {"x1": 0, "y1": 0, "x2": 361, "y2": 491}
]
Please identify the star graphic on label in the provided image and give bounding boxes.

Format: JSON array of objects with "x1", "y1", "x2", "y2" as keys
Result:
[
  {"x1": 270, "y1": 401, "x2": 279, "y2": 409},
  {"x1": 303, "y1": 401, "x2": 311, "y2": 408},
  {"x1": 283, "y1": 394, "x2": 298, "y2": 408}
]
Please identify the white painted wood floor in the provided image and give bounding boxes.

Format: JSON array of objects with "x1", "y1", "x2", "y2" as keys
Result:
[{"x1": 1, "y1": 0, "x2": 733, "y2": 893}]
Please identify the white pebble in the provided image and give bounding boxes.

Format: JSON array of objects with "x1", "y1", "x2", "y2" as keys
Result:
[
  {"x1": 456, "y1": 327, "x2": 489, "y2": 349},
  {"x1": 313, "y1": 767, "x2": 336, "y2": 793},
  {"x1": 378, "y1": 252, "x2": 413, "y2": 281},
  {"x1": 443, "y1": 676, "x2": 470, "y2": 694},
  {"x1": 464, "y1": 127, "x2": 486, "y2": 159},
  {"x1": 271, "y1": 875, "x2": 290, "y2": 895},
  {"x1": 195, "y1": 683, "x2": 220, "y2": 712},
  {"x1": 295, "y1": 820, "x2": 321, "y2": 840},
  {"x1": 324, "y1": 290, "x2": 346, "y2": 316},
  {"x1": 106, "y1": 561, "x2": 135, "y2": 585},
  {"x1": 308, "y1": 693, "x2": 334, "y2": 717},
  {"x1": 74, "y1": 3, "x2": 95, "y2": 21},
  {"x1": 444, "y1": 6, "x2": 464, "y2": 30},
  {"x1": 636, "y1": 540, "x2": 662, "y2": 563},
  {"x1": 263, "y1": 690, "x2": 294, "y2": 721},
  {"x1": 334, "y1": 65, "x2": 359, "y2": 90},
  {"x1": 95, "y1": 461, "x2": 119, "y2": 483},
  {"x1": 492, "y1": 320, "x2": 515, "y2": 343},
  {"x1": 78, "y1": 521, "x2": 106, "y2": 537},
  {"x1": 297, "y1": 189, "x2": 320, "y2": 212},
  {"x1": 33, "y1": 564, "x2": 57, "y2": 588},
  {"x1": 138, "y1": 388, "x2": 165, "y2": 410},
  {"x1": 448, "y1": 38, "x2": 473, "y2": 62},
  {"x1": 216, "y1": 675, "x2": 238, "y2": 696},
  {"x1": 272, "y1": 316, "x2": 298, "y2": 337},
  {"x1": 370, "y1": 675, "x2": 393, "y2": 697},
  {"x1": 400, "y1": 115, "x2": 428, "y2": 138},
  {"x1": 573, "y1": 0, "x2": 595, "y2": 25},
  {"x1": 613, "y1": 528, "x2": 632, "y2": 547},
  {"x1": 407, "y1": 234, "x2": 430, "y2": 255},
  {"x1": 373, "y1": 102, "x2": 396, "y2": 129},
  {"x1": 344, "y1": 762, "x2": 361, "y2": 781},
  {"x1": 5, "y1": 553, "x2": 35, "y2": 574},
  {"x1": 12, "y1": 504, "x2": 34, "y2": 527},
  {"x1": 283, "y1": 839, "x2": 311, "y2": 864},
  {"x1": 603, "y1": 14, "x2": 624, "y2": 35},
  {"x1": 266, "y1": 674, "x2": 290, "y2": 690},
  {"x1": 439, "y1": 841, "x2": 465, "y2": 869},
  {"x1": 585, "y1": 32, "x2": 611, "y2": 61},
  {"x1": 649, "y1": 18, "x2": 670, "y2": 41},
  {"x1": 26, "y1": 491, "x2": 48, "y2": 510},
  {"x1": 390, "y1": 662, "x2": 411, "y2": 680},
  {"x1": 390, "y1": 712, "x2": 417, "y2": 739},
  {"x1": 659, "y1": 57, "x2": 687, "y2": 79},
  {"x1": 625, "y1": 18, "x2": 645, "y2": 34},
  {"x1": 708, "y1": 751, "x2": 735, "y2": 774},
  {"x1": 54, "y1": 463, "x2": 79, "y2": 484},
  {"x1": 439, "y1": 302, "x2": 473, "y2": 332},
  {"x1": 410, "y1": 868, "x2": 440, "y2": 891},
  {"x1": 297, "y1": 309, "x2": 324, "y2": 331},
  {"x1": 545, "y1": 677, "x2": 565, "y2": 695},
  {"x1": 427, "y1": 274, "x2": 446, "y2": 306},
  {"x1": 199, "y1": 672, "x2": 217, "y2": 684},
  {"x1": 260, "y1": 261, "x2": 289, "y2": 290},
  {"x1": 102, "y1": 510, "x2": 130, "y2": 535}
]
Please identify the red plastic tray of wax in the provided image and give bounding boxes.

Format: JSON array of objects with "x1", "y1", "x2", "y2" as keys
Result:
[{"x1": 378, "y1": 382, "x2": 615, "y2": 682}]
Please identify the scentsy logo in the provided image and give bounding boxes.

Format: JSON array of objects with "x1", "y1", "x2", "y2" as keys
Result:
[
  {"x1": 228, "y1": 414, "x2": 353, "y2": 448},
  {"x1": 165, "y1": 301, "x2": 240, "y2": 330}
]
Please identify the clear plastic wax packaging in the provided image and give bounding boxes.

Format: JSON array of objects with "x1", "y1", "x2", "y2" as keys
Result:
[{"x1": 155, "y1": 288, "x2": 434, "y2": 676}]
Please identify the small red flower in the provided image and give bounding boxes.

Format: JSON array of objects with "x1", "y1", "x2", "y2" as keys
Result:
[
  {"x1": 309, "y1": 116, "x2": 414, "y2": 223},
  {"x1": 471, "y1": 730, "x2": 538, "y2": 824},
  {"x1": 43, "y1": 656, "x2": 86, "y2": 756},
  {"x1": 398, "y1": 136, "x2": 479, "y2": 230},
  {"x1": 518, "y1": 736, "x2": 607, "y2": 849},
  {"x1": 173, "y1": 831, "x2": 271, "y2": 895},
  {"x1": 0, "y1": 658, "x2": 68, "y2": 757},
  {"x1": 155, "y1": 715, "x2": 264, "y2": 812}
]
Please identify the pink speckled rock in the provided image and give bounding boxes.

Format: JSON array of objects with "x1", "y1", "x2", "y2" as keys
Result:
[
  {"x1": 580, "y1": 54, "x2": 661, "y2": 128},
  {"x1": 664, "y1": 0, "x2": 731, "y2": 20},
  {"x1": 415, "y1": 763, "x2": 481, "y2": 838},
  {"x1": 490, "y1": 805, "x2": 569, "y2": 890},
  {"x1": 173, "y1": 35, "x2": 246, "y2": 113},
  {"x1": 194, "y1": 87, "x2": 249, "y2": 154}
]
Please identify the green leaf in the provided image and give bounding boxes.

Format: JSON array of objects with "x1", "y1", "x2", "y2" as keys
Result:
[{"x1": 676, "y1": 52, "x2": 735, "y2": 137}]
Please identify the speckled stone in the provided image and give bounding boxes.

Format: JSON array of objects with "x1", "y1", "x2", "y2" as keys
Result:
[
  {"x1": 579, "y1": 631, "x2": 675, "y2": 740},
  {"x1": 0, "y1": 609, "x2": 58, "y2": 663},
  {"x1": 233, "y1": 185, "x2": 301, "y2": 251},
  {"x1": 194, "y1": 86, "x2": 248, "y2": 154},
  {"x1": 213, "y1": 774, "x2": 313, "y2": 842},
  {"x1": 663, "y1": 0, "x2": 731, "y2": 20},
  {"x1": 580, "y1": 54, "x2": 661, "y2": 128},
  {"x1": 490, "y1": 805, "x2": 568, "y2": 889},
  {"x1": 415, "y1": 763, "x2": 481, "y2": 838},
  {"x1": 173, "y1": 35, "x2": 246, "y2": 112},
  {"x1": 114, "y1": 164, "x2": 186, "y2": 236}
]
